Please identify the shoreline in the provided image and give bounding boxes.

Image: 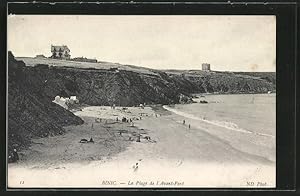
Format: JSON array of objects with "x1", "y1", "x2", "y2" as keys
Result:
[
  {"x1": 163, "y1": 104, "x2": 275, "y2": 138},
  {"x1": 8, "y1": 104, "x2": 275, "y2": 188},
  {"x1": 192, "y1": 92, "x2": 276, "y2": 97}
]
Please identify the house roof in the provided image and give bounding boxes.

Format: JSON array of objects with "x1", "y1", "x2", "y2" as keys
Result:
[{"x1": 51, "y1": 45, "x2": 70, "y2": 52}]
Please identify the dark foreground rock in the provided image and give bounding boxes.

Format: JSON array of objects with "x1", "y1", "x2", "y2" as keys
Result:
[{"x1": 8, "y1": 52, "x2": 84, "y2": 162}]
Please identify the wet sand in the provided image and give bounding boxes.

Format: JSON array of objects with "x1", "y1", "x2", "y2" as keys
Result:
[{"x1": 8, "y1": 105, "x2": 275, "y2": 188}]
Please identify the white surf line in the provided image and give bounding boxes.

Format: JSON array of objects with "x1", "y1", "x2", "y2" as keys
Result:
[
  {"x1": 163, "y1": 105, "x2": 275, "y2": 138},
  {"x1": 254, "y1": 132, "x2": 276, "y2": 138}
]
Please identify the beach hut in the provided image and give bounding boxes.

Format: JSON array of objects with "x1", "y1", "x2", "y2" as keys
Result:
[
  {"x1": 54, "y1": 95, "x2": 60, "y2": 102},
  {"x1": 70, "y1": 96, "x2": 77, "y2": 100}
]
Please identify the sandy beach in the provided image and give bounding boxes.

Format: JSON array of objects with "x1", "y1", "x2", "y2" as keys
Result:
[{"x1": 8, "y1": 105, "x2": 275, "y2": 188}]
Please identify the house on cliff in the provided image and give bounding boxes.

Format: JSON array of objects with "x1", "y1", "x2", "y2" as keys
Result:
[{"x1": 51, "y1": 45, "x2": 71, "y2": 60}]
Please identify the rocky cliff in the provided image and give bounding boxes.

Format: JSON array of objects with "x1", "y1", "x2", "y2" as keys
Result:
[
  {"x1": 8, "y1": 54, "x2": 276, "y2": 161},
  {"x1": 12, "y1": 61, "x2": 276, "y2": 107},
  {"x1": 8, "y1": 52, "x2": 84, "y2": 161},
  {"x1": 168, "y1": 71, "x2": 275, "y2": 94}
]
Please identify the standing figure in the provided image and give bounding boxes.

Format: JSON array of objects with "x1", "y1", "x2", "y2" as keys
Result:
[
  {"x1": 89, "y1": 137, "x2": 94, "y2": 143},
  {"x1": 13, "y1": 149, "x2": 19, "y2": 158},
  {"x1": 136, "y1": 135, "x2": 141, "y2": 142},
  {"x1": 188, "y1": 124, "x2": 191, "y2": 129},
  {"x1": 11, "y1": 149, "x2": 19, "y2": 162},
  {"x1": 183, "y1": 120, "x2": 185, "y2": 125},
  {"x1": 133, "y1": 162, "x2": 139, "y2": 172}
]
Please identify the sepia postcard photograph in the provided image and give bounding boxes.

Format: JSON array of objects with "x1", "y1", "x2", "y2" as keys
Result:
[{"x1": 7, "y1": 15, "x2": 276, "y2": 188}]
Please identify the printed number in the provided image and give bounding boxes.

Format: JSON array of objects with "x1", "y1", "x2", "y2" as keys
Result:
[{"x1": 19, "y1": 181, "x2": 24, "y2": 184}]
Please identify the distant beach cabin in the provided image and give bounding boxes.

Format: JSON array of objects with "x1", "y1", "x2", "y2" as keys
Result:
[
  {"x1": 202, "y1": 63, "x2": 211, "y2": 71},
  {"x1": 51, "y1": 45, "x2": 71, "y2": 60},
  {"x1": 70, "y1": 96, "x2": 77, "y2": 101}
]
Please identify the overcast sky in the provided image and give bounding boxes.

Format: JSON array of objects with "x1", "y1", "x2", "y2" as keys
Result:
[{"x1": 8, "y1": 15, "x2": 276, "y2": 72}]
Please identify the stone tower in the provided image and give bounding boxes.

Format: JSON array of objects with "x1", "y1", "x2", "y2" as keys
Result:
[{"x1": 202, "y1": 63, "x2": 211, "y2": 71}]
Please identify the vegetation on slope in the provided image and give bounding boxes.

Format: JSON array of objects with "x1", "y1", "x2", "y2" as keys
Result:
[
  {"x1": 13, "y1": 58, "x2": 276, "y2": 107},
  {"x1": 8, "y1": 52, "x2": 84, "y2": 161}
]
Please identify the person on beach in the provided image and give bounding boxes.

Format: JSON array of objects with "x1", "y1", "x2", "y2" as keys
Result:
[
  {"x1": 13, "y1": 149, "x2": 19, "y2": 162},
  {"x1": 89, "y1": 137, "x2": 94, "y2": 143},
  {"x1": 133, "y1": 162, "x2": 139, "y2": 172},
  {"x1": 136, "y1": 135, "x2": 141, "y2": 142},
  {"x1": 188, "y1": 124, "x2": 191, "y2": 129},
  {"x1": 183, "y1": 120, "x2": 185, "y2": 125},
  {"x1": 8, "y1": 151, "x2": 18, "y2": 163}
]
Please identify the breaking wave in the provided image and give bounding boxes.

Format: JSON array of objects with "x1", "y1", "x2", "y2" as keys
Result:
[{"x1": 163, "y1": 105, "x2": 275, "y2": 138}]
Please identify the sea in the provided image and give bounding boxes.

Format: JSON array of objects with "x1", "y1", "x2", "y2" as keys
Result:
[{"x1": 170, "y1": 93, "x2": 276, "y2": 137}]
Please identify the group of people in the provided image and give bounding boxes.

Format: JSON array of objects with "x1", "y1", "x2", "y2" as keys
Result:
[
  {"x1": 118, "y1": 117, "x2": 135, "y2": 127},
  {"x1": 182, "y1": 120, "x2": 191, "y2": 129},
  {"x1": 79, "y1": 137, "x2": 94, "y2": 143},
  {"x1": 110, "y1": 104, "x2": 116, "y2": 109},
  {"x1": 95, "y1": 118, "x2": 102, "y2": 123}
]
